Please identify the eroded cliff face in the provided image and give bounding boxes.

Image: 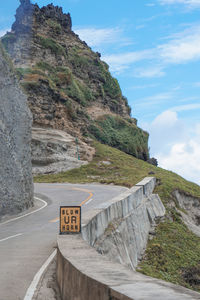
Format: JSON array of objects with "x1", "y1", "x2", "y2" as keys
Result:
[
  {"x1": 0, "y1": 42, "x2": 33, "y2": 217},
  {"x1": 1, "y1": 0, "x2": 149, "y2": 174},
  {"x1": 173, "y1": 190, "x2": 200, "y2": 237}
]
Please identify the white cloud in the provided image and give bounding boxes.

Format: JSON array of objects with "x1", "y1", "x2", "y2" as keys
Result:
[
  {"x1": 75, "y1": 23, "x2": 200, "y2": 76},
  {"x1": 135, "y1": 24, "x2": 146, "y2": 30},
  {"x1": 157, "y1": 138, "x2": 200, "y2": 185},
  {"x1": 159, "y1": 0, "x2": 200, "y2": 9},
  {"x1": 129, "y1": 83, "x2": 158, "y2": 90},
  {"x1": 134, "y1": 66, "x2": 165, "y2": 78},
  {"x1": 171, "y1": 103, "x2": 200, "y2": 111},
  {"x1": 102, "y1": 50, "x2": 154, "y2": 73},
  {"x1": 193, "y1": 81, "x2": 200, "y2": 87},
  {"x1": 158, "y1": 25, "x2": 200, "y2": 63},
  {"x1": 146, "y1": 3, "x2": 156, "y2": 6},
  {"x1": 146, "y1": 110, "x2": 200, "y2": 185},
  {"x1": 134, "y1": 92, "x2": 174, "y2": 108},
  {"x1": 74, "y1": 27, "x2": 131, "y2": 48},
  {"x1": 148, "y1": 110, "x2": 186, "y2": 154}
]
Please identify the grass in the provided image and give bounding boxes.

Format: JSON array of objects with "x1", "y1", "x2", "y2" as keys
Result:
[
  {"x1": 20, "y1": 62, "x2": 95, "y2": 107},
  {"x1": 1, "y1": 33, "x2": 16, "y2": 51},
  {"x1": 88, "y1": 115, "x2": 149, "y2": 160},
  {"x1": 34, "y1": 141, "x2": 200, "y2": 200},
  {"x1": 36, "y1": 35, "x2": 66, "y2": 57},
  {"x1": 138, "y1": 221, "x2": 200, "y2": 292},
  {"x1": 96, "y1": 60, "x2": 122, "y2": 99},
  {"x1": 34, "y1": 141, "x2": 200, "y2": 292},
  {"x1": 0, "y1": 41, "x2": 15, "y2": 73},
  {"x1": 46, "y1": 20, "x2": 62, "y2": 34}
]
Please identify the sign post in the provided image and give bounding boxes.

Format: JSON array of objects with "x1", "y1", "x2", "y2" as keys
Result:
[{"x1": 60, "y1": 206, "x2": 81, "y2": 234}]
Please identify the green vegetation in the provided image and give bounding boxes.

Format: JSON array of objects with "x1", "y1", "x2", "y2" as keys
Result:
[
  {"x1": 1, "y1": 33, "x2": 16, "y2": 51},
  {"x1": 36, "y1": 35, "x2": 66, "y2": 57},
  {"x1": 97, "y1": 61, "x2": 122, "y2": 99},
  {"x1": 67, "y1": 46, "x2": 129, "y2": 112},
  {"x1": 88, "y1": 115, "x2": 149, "y2": 160},
  {"x1": 72, "y1": 53, "x2": 91, "y2": 69},
  {"x1": 0, "y1": 41, "x2": 15, "y2": 72},
  {"x1": 35, "y1": 61, "x2": 55, "y2": 72},
  {"x1": 34, "y1": 141, "x2": 200, "y2": 198},
  {"x1": 18, "y1": 62, "x2": 95, "y2": 106},
  {"x1": 46, "y1": 20, "x2": 62, "y2": 34},
  {"x1": 21, "y1": 81, "x2": 40, "y2": 91},
  {"x1": 138, "y1": 221, "x2": 200, "y2": 292},
  {"x1": 122, "y1": 96, "x2": 132, "y2": 115},
  {"x1": 16, "y1": 67, "x2": 45, "y2": 80},
  {"x1": 34, "y1": 141, "x2": 200, "y2": 292},
  {"x1": 64, "y1": 77, "x2": 94, "y2": 106}
]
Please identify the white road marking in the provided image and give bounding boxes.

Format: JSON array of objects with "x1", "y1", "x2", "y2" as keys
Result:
[
  {"x1": 84, "y1": 198, "x2": 93, "y2": 205},
  {"x1": 0, "y1": 233, "x2": 23, "y2": 243},
  {"x1": 23, "y1": 249, "x2": 57, "y2": 300},
  {"x1": 0, "y1": 197, "x2": 48, "y2": 226}
]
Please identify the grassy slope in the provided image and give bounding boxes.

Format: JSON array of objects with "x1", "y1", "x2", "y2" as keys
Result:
[{"x1": 34, "y1": 142, "x2": 200, "y2": 292}]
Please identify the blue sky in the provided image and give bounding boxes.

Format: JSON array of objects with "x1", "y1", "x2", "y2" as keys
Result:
[{"x1": 1, "y1": 0, "x2": 200, "y2": 185}]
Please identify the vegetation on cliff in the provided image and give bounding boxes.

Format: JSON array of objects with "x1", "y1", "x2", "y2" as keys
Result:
[
  {"x1": 88, "y1": 115, "x2": 149, "y2": 160},
  {"x1": 1, "y1": 1, "x2": 149, "y2": 162}
]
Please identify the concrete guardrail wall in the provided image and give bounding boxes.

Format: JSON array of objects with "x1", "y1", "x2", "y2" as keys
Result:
[{"x1": 57, "y1": 177, "x2": 200, "y2": 300}]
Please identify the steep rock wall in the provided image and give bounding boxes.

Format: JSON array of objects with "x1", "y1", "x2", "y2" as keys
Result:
[{"x1": 0, "y1": 43, "x2": 33, "y2": 217}]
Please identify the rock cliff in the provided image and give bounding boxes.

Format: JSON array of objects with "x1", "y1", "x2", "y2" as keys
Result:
[
  {"x1": 0, "y1": 42, "x2": 33, "y2": 217},
  {"x1": 2, "y1": 0, "x2": 149, "y2": 174}
]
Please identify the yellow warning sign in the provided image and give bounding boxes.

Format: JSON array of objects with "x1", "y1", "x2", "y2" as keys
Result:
[{"x1": 60, "y1": 206, "x2": 81, "y2": 234}]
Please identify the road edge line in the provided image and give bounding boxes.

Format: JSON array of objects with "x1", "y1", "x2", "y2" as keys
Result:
[
  {"x1": 0, "y1": 197, "x2": 47, "y2": 226},
  {"x1": 0, "y1": 233, "x2": 23, "y2": 243},
  {"x1": 24, "y1": 249, "x2": 57, "y2": 300}
]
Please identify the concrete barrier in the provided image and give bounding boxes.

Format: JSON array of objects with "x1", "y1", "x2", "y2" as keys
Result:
[{"x1": 57, "y1": 178, "x2": 200, "y2": 300}]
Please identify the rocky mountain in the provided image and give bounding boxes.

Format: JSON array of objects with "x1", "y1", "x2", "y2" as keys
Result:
[
  {"x1": 2, "y1": 0, "x2": 149, "y2": 174},
  {"x1": 0, "y1": 42, "x2": 33, "y2": 217}
]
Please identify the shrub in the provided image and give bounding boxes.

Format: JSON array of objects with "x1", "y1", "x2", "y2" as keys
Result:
[
  {"x1": 65, "y1": 78, "x2": 86, "y2": 106},
  {"x1": 73, "y1": 54, "x2": 90, "y2": 69},
  {"x1": 36, "y1": 35, "x2": 66, "y2": 57},
  {"x1": 147, "y1": 157, "x2": 158, "y2": 167},
  {"x1": 88, "y1": 115, "x2": 149, "y2": 160},
  {"x1": 21, "y1": 81, "x2": 39, "y2": 91},
  {"x1": 1, "y1": 33, "x2": 16, "y2": 50},
  {"x1": 122, "y1": 96, "x2": 132, "y2": 115},
  {"x1": 23, "y1": 73, "x2": 45, "y2": 82},
  {"x1": 36, "y1": 61, "x2": 55, "y2": 73},
  {"x1": 96, "y1": 61, "x2": 122, "y2": 99},
  {"x1": 16, "y1": 67, "x2": 46, "y2": 79},
  {"x1": 47, "y1": 20, "x2": 62, "y2": 34},
  {"x1": 57, "y1": 71, "x2": 72, "y2": 85}
]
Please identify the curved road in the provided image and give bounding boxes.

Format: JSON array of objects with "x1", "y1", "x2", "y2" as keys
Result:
[{"x1": 0, "y1": 183, "x2": 128, "y2": 300}]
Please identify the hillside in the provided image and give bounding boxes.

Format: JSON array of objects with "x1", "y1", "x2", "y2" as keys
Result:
[
  {"x1": 1, "y1": 0, "x2": 149, "y2": 175},
  {"x1": 35, "y1": 141, "x2": 200, "y2": 293}
]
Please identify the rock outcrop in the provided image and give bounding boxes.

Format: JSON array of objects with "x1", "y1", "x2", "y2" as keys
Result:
[
  {"x1": 32, "y1": 127, "x2": 92, "y2": 175},
  {"x1": 1, "y1": 0, "x2": 149, "y2": 174},
  {"x1": 173, "y1": 190, "x2": 200, "y2": 237},
  {"x1": 0, "y1": 42, "x2": 33, "y2": 217}
]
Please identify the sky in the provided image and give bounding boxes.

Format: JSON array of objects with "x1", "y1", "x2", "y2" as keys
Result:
[{"x1": 1, "y1": 0, "x2": 200, "y2": 185}]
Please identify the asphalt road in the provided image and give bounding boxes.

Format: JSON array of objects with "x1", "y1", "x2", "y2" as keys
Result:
[{"x1": 0, "y1": 183, "x2": 128, "y2": 300}]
